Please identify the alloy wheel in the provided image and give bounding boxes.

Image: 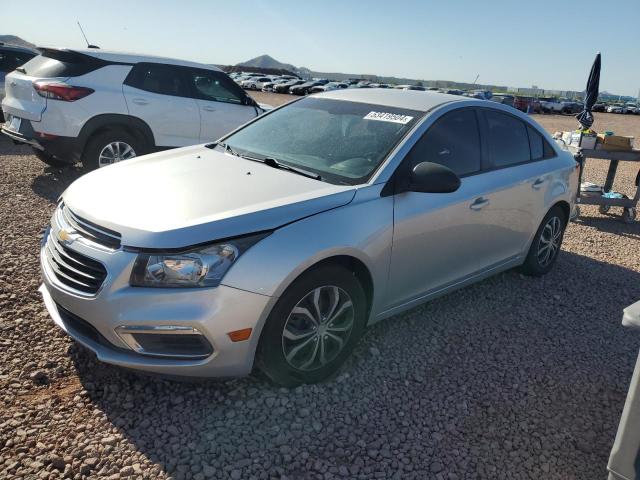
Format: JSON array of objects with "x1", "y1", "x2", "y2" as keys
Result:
[
  {"x1": 98, "y1": 141, "x2": 137, "y2": 168},
  {"x1": 537, "y1": 216, "x2": 562, "y2": 267},
  {"x1": 281, "y1": 286, "x2": 355, "y2": 371}
]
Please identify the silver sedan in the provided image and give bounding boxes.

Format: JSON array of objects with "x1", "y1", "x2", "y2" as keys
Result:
[{"x1": 40, "y1": 89, "x2": 578, "y2": 386}]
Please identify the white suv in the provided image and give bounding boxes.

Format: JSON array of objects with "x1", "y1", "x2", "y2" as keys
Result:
[{"x1": 1, "y1": 48, "x2": 268, "y2": 169}]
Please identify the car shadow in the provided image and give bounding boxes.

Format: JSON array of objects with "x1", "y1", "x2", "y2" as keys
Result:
[
  {"x1": 65, "y1": 249, "x2": 640, "y2": 478},
  {"x1": 30, "y1": 165, "x2": 84, "y2": 204},
  {"x1": 574, "y1": 210, "x2": 640, "y2": 240}
]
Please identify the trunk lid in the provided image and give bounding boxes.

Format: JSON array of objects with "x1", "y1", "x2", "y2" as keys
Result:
[{"x1": 1, "y1": 70, "x2": 48, "y2": 121}]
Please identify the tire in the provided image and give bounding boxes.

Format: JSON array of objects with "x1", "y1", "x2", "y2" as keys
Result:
[
  {"x1": 519, "y1": 206, "x2": 567, "y2": 277},
  {"x1": 81, "y1": 128, "x2": 146, "y2": 171},
  {"x1": 257, "y1": 264, "x2": 367, "y2": 387},
  {"x1": 32, "y1": 148, "x2": 74, "y2": 168}
]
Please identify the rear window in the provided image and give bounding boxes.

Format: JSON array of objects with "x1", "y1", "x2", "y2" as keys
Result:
[
  {"x1": 20, "y1": 50, "x2": 107, "y2": 77},
  {"x1": 0, "y1": 49, "x2": 36, "y2": 73}
]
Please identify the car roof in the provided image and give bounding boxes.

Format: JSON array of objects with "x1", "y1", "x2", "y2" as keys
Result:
[
  {"x1": 316, "y1": 88, "x2": 465, "y2": 112},
  {"x1": 41, "y1": 47, "x2": 223, "y2": 71}
]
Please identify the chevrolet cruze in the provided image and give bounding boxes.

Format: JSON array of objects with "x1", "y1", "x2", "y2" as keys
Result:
[{"x1": 40, "y1": 89, "x2": 578, "y2": 386}]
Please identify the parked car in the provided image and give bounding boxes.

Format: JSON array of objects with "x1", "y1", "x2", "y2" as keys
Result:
[
  {"x1": 0, "y1": 43, "x2": 38, "y2": 122},
  {"x1": 607, "y1": 104, "x2": 624, "y2": 114},
  {"x1": 39, "y1": 89, "x2": 578, "y2": 386},
  {"x1": 513, "y1": 96, "x2": 540, "y2": 113},
  {"x1": 308, "y1": 82, "x2": 348, "y2": 93},
  {"x1": 466, "y1": 90, "x2": 492, "y2": 100},
  {"x1": 560, "y1": 101, "x2": 582, "y2": 114},
  {"x1": 489, "y1": 94, "x2": 515, "y2": 108},
  {"x1": 624, "y1": 103, "x2": 638, "y2": 114},
  {"x1": 274, "y1": 79, "x2": 306, "y2": 94},
  {"x1": 241, "y1": 76, "x2": 276, "y2": 91},
  {"x1": 539, "y1": 97, "x2": 564, "y2": 114},
  {"x1": 592, "y1": 103, "x2": 606, "y2": 112},
  {"x1": 290, "y1": 80, "x2": 328, "y2": 95},
  {"x1": 1, "y1": 48, "x2": 268, "y2": 169},
  {"x1": 261, "y1": 78, "x2": 290, "y2": 92}
]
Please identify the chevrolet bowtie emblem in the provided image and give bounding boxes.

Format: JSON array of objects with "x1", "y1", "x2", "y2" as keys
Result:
[{"x1": 58, "y1": 229, "x2": 72, "y2": 244}]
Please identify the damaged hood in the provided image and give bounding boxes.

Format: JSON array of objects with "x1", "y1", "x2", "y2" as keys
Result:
[{"x1": 62, "y1": 145, "x2": 356, "y2": 249}]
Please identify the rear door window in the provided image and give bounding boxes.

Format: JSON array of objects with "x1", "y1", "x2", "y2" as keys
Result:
[
  {"x1": 124, "y1": 63, "x2": 188, "y2": 97},
  {"x1": 407, "y1": 108, "x2": 482, "y2": 176},
  {"x1": 484, "y1": 110, "x2": 531, "y2": 168}
]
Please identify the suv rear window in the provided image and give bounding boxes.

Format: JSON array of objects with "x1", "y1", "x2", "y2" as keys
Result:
[{"x1": 20, "y1": 49, "x2": 107, "y2": 77}]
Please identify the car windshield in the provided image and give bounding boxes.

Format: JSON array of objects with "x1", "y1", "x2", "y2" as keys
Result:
[{"x1": 219, "y1": 97, "x2": 423, "y2": 185}]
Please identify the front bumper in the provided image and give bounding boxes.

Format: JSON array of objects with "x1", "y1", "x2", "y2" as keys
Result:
[{"x1": 40, "y1": 226, "x2": 276, "y2": 378}]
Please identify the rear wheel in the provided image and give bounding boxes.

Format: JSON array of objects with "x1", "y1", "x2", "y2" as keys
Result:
[
  {"x1": 257, "y1": 264, "x2": 367, "y2": 387},
  {"x1": 32, "y1": 148, "x2": 73, "y2": 168},
  {"x1": 519, "y1": 206, "x2": 567, "y2": 276},
  {"x1": 82, "y1": 128, "x2": 146, "y2": 171}
]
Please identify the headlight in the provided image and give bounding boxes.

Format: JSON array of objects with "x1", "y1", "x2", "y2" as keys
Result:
[{"x1": 130, "y1": 233, "x2": 269, "y2": 288}]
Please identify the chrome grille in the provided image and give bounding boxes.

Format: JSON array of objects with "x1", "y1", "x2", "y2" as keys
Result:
[
  {"x1": 59, "y1": 203, "x2": 121, "y2": 249},
  {"x1": 44, "y1": 234, "x2": 107, "y2": 294}
]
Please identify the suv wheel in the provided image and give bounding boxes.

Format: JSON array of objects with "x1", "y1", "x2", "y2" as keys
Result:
[
  {"x1": 257, "y1": 264, "x2": 367, "y2": 387},
  {"x1": 32, "y1": 148, "x2": 73, "y2": 168},
  {"x1": 82, "y1": 128, "x2": 146, "y2": 171},
  {"x1": 519, "y1": 206, "x2": 567, "y2": 276}
]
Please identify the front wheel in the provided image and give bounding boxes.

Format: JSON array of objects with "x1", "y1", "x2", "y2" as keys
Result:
[
  {"x1": 519, "y1": 206, "x2": 567, "y2": 276},
  {"x1": 257, "y1": 264, "x2": 367, "y2": 387}
]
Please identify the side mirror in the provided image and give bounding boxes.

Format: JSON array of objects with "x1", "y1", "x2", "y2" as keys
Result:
[{"x1": 409, "y1": 161, "x2": 461, "y2": 193}]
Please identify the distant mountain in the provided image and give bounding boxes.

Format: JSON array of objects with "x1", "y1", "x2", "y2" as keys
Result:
[
  {"x1": 236, "y1": 55, "x2": 297, "y2": 72},
  {"x1": 0, "y1": 35, "x2": 36, "y2": 48}
]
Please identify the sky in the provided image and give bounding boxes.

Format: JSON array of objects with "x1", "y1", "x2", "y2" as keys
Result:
[{"x1": 2, "y1": 0, "x2": 639, "y2": 96}]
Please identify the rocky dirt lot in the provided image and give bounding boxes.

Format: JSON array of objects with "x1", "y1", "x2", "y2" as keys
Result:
[{"x1": 1, "y1": 110, "x2": 640, "y2": 480}]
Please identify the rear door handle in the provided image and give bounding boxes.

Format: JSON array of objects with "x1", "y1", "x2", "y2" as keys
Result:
[
  {"x1": 532, "y1": 178, "x2": 545, "y2": 189},
  {"x1": 470, "y1": 197, "x2": 490, "y2": 210},
  {"x1": 132, "y1": 98, "x2": 149, "y2": 105},
  {"x1": 202, "y1": 106, "x2": 216, "y2": 112}
]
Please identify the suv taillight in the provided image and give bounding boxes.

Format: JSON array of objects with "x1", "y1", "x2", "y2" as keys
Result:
[{"x1": 33, "y1": 81, "x2": 94, "y2": 102}]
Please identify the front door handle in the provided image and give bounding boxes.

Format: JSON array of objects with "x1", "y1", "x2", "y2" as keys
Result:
[
  {"x1": 132, "y1": 98, "x2": 149, "y2": 105},
  {"x1": 470, "y1": 197, "x2": 490, "y2": 211},
  {"x1": 202, "y1": 106, "x2": 216, "y2": 112},
  {"x1": 532, "y1": 178, "x2": 545, "y2": 189}
]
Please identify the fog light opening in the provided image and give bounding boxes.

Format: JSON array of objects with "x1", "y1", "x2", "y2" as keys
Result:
[{"x1": 115, "y1": 325, "x2": 213, "y2": 359}]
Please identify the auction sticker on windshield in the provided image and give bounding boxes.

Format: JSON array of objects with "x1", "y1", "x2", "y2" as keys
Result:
[{"x1": 363, "y1": 111, "x2": 413, "y2": 124}]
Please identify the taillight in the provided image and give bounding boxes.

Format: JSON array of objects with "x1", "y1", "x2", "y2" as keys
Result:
[{"x1": 33, "y1": 81, "x2": 94, "y2": 102}]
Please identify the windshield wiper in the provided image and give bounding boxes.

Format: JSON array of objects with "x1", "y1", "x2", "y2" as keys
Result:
[
  {"x1": 216, "y1": 143, "x2": 321, "y2": 181},
  {"x1": 261, "y1": 157, "x2": 322, "y2": 181}
]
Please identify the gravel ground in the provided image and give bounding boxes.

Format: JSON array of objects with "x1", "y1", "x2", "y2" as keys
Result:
[{"x1": 2, "y1": 109, "x2": 640, "y2": 480}]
